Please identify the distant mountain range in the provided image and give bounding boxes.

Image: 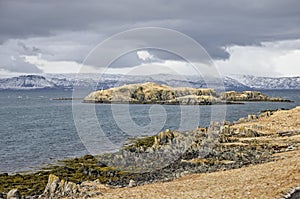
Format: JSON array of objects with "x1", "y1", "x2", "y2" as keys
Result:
[
  {"x1": 0, "y1": 74, "x2": 299, "y2": 90},
  {"x1": 230, "y1": 74, "x2": 300, "y2": 90}
]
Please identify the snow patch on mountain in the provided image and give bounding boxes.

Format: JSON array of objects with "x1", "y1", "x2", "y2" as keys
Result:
[
  {"x1": 0, "y1": 75, "x2": 55, "y2": 90},
  {"x1": 230, "y1": 74, "x2": 300, "y2": 89}
]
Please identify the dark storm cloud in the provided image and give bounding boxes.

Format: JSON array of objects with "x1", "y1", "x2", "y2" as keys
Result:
[{"x1": 0, "y1": 0, "x2": 300, "y2": 72}]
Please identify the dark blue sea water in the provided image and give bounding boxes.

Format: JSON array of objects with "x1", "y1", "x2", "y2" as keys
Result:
[{"x1": 0, "y1": 89, "x2": 299, "y2": 173}]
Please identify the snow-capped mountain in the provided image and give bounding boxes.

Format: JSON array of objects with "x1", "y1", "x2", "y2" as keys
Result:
[
  {"x1": 0, "y1": 73, "x2": 299, "y2": 90},
  {"x1": 0, "y1": 75, "x2": 56, "y2": 90},
  {"x1": 0, "y1": 74, "x2": 250, "y2": 91},
  {"x1": 230, "y1": 74, "x2": 300, "y2": 89},
  {"x1": 0, "y1": 75, "x2": 97, "y2": 90}
]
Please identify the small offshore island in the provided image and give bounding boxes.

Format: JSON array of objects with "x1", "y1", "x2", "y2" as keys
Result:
[{"x1": 83, "y1": 82, "x2": 291, "y2": 105}]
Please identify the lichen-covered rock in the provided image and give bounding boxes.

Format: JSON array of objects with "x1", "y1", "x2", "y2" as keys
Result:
[
  {"x1": 128, "y1": 179, "x2": 136, "y2": 188},
  {"x1": 39, "y1": 174, "x2": 60, "y2": 198},
  {"x1": 39, "y1": 174, "x2": 79, "y2": 199},
  {"x1": 154, "y1": 129, "x2": 175, "y2": 146},
  {"x1": 7, "y1": 189, "x2": 21, "y2": 199},
  {"x1": 38, "y1": 174, "x2": 110, "y2": 199},
  {"x1": 259, "y1": 110, "x2": 273, "y2": 118},
  {"x1": 247, "y1": 114, "x2": 257, "y2": 121},
  {"x1": 78, "y1": 181, "x2": 104, "y2": 198}
]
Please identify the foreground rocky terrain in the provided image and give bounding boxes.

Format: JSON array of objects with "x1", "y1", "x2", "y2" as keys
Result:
[
  {"x1": 83, "y1": 82, "x2": 291, "y2": 104},
  {"x1": 1, "y1": 106, "x2": 299, "y2": 199},
  {"x1": 91, "y1": 106, "x2": 300, "y2": 199},
  {"x1": 92, "y1": 150, "x2": 300, "y2": 199}
]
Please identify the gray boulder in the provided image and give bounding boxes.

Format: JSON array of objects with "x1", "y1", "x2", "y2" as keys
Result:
[
  {"x1": 128, "y1": 179, "x2": 136, "y2": 188},
  {"x1": 7, "y1": 189, "x2": 21, "y2": 199},
  {"x1": 39, "y1": 174, "x2": 79, "y2": 199}
]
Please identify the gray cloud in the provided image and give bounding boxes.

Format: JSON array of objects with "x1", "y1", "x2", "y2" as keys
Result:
[
  {"x1": 110, "y1": 49, "x2": 181, "y2": 68},
  {"x1": 0, "y1": 0, "x2": 300, "y2": 73},
  {"x1": 1, "y1": 56, "x2": 42, "y2": 73},
  {"x1": 0, "y1": 39, "x2": 42, "y2": 73},
  {"x1": 17, "y1": 42, "x2": 41, "y2": 54}
]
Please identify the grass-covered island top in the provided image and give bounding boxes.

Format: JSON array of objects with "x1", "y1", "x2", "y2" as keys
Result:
[{"x1": 83, "y1": 82, "x2": 292, "y2": 105}]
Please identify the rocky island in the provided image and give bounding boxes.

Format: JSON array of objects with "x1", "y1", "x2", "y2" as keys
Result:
[
  {"x1": 221, "y1": 90, "x2": 292, "y2": 102},
  {"x1": 83, "y1": 82, "x2": 292, "y2": 104}
]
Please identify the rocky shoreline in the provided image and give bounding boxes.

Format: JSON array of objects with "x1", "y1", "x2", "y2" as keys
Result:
[{"x1": 1, "y1": 106, "x2": 299, "y2": 198}]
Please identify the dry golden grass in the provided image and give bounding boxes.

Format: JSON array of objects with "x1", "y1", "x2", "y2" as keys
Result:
[
  {"x1": 89, "y1": 107, "x2": 300, "y2": 199},
  {"x1": 233, "y1": 106, "x2": 300, "y2": 135},
  {"x1": 93, "y1": 150, "x2": 299, "y2": 199}
]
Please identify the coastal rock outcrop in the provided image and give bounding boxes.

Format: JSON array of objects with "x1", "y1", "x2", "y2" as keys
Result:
[
  {"x1": 221, "y1": 91, "x2": 291, "y2": 102},
  {"x1": 38, "y1": 174, "x2": 105, "y2": 199},
  {"x1": 39, "y1": 174, "x2": 79, "y2": 198},
  {"x1": 6, "y1": 189, "x2": 21, "y2": 199}
]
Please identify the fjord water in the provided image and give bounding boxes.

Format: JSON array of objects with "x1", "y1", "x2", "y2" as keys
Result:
[{"x1": 0, "y1": 89, "x2": 299, "y2": 173}]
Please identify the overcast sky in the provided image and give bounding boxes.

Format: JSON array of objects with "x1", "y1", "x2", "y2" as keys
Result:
[{"x1": 0, "y1": 0, "x2": 300, "y2": 77}]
